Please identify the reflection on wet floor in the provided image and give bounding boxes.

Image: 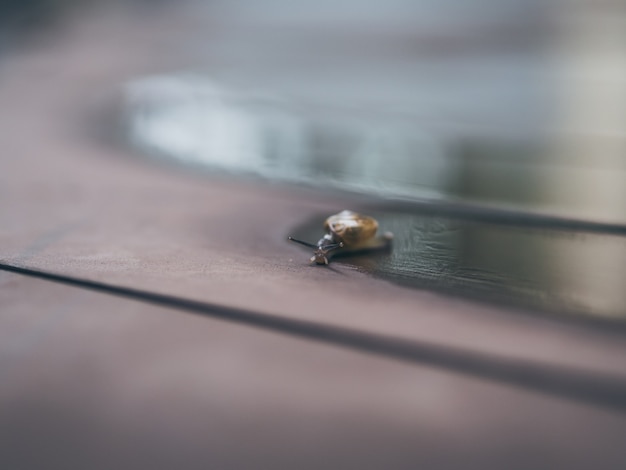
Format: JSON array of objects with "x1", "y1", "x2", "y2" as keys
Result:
[
  {"x1": 290, "y1": 210, "x2": 626, "y2": 321},
  {"x1": 125, "y1": 74, "x2": 454, "y2": 200}
]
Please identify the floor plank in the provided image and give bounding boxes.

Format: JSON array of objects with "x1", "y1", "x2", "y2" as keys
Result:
[{"x1": 2, "y1": 272, "x2": 626, "y2": 470}]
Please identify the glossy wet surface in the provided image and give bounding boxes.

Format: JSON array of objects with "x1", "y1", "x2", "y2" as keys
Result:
[{"x1": 289, "y1": 209, "x2": 626, "y2": 321}]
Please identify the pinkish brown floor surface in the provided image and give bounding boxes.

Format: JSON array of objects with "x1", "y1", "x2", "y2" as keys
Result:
[{"x1": 1, "y1": 2, "x2": 626, "y2": 469}]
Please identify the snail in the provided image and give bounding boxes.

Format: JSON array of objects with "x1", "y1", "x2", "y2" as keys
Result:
[{"x1": 289, "y1": 210, "x2": 393, "y2": 265}]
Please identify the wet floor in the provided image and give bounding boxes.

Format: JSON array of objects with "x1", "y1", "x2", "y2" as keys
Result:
[
  {"x1": 289, "y1": 209, "x2": 626, "y2": 321},
  {"x1": 125, "y1": 73, "x2": 626, "y2": 323}
]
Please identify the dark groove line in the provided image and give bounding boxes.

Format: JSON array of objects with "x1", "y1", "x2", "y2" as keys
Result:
[{"x1": 2, "y1": 261, "x2": 626, "y2": 412}]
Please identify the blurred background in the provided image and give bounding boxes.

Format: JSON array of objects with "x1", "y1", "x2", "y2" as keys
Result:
[{"x1": 3, "y1": 0, "x2": 625, "y2": 214}]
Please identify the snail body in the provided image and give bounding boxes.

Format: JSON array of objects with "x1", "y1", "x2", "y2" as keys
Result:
[{"x1": 289, "y1": 210, "x2": 393, "y2": 265}]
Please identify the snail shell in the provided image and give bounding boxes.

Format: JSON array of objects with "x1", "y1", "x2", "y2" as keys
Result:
[
  {"x1": 289, "y1": 210, "x2": 393, "y2": 265},
  {"x1": 324, "y1": 210, "x2": 379, "y2": 248}
]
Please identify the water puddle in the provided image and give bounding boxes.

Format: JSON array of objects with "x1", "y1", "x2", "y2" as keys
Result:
[
  {"x1": 290, "y1": 210, "x2": 626, "y2": 321},
  {"x1": 124, "y1": 74, "x2": 458, "y2": 200}
]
